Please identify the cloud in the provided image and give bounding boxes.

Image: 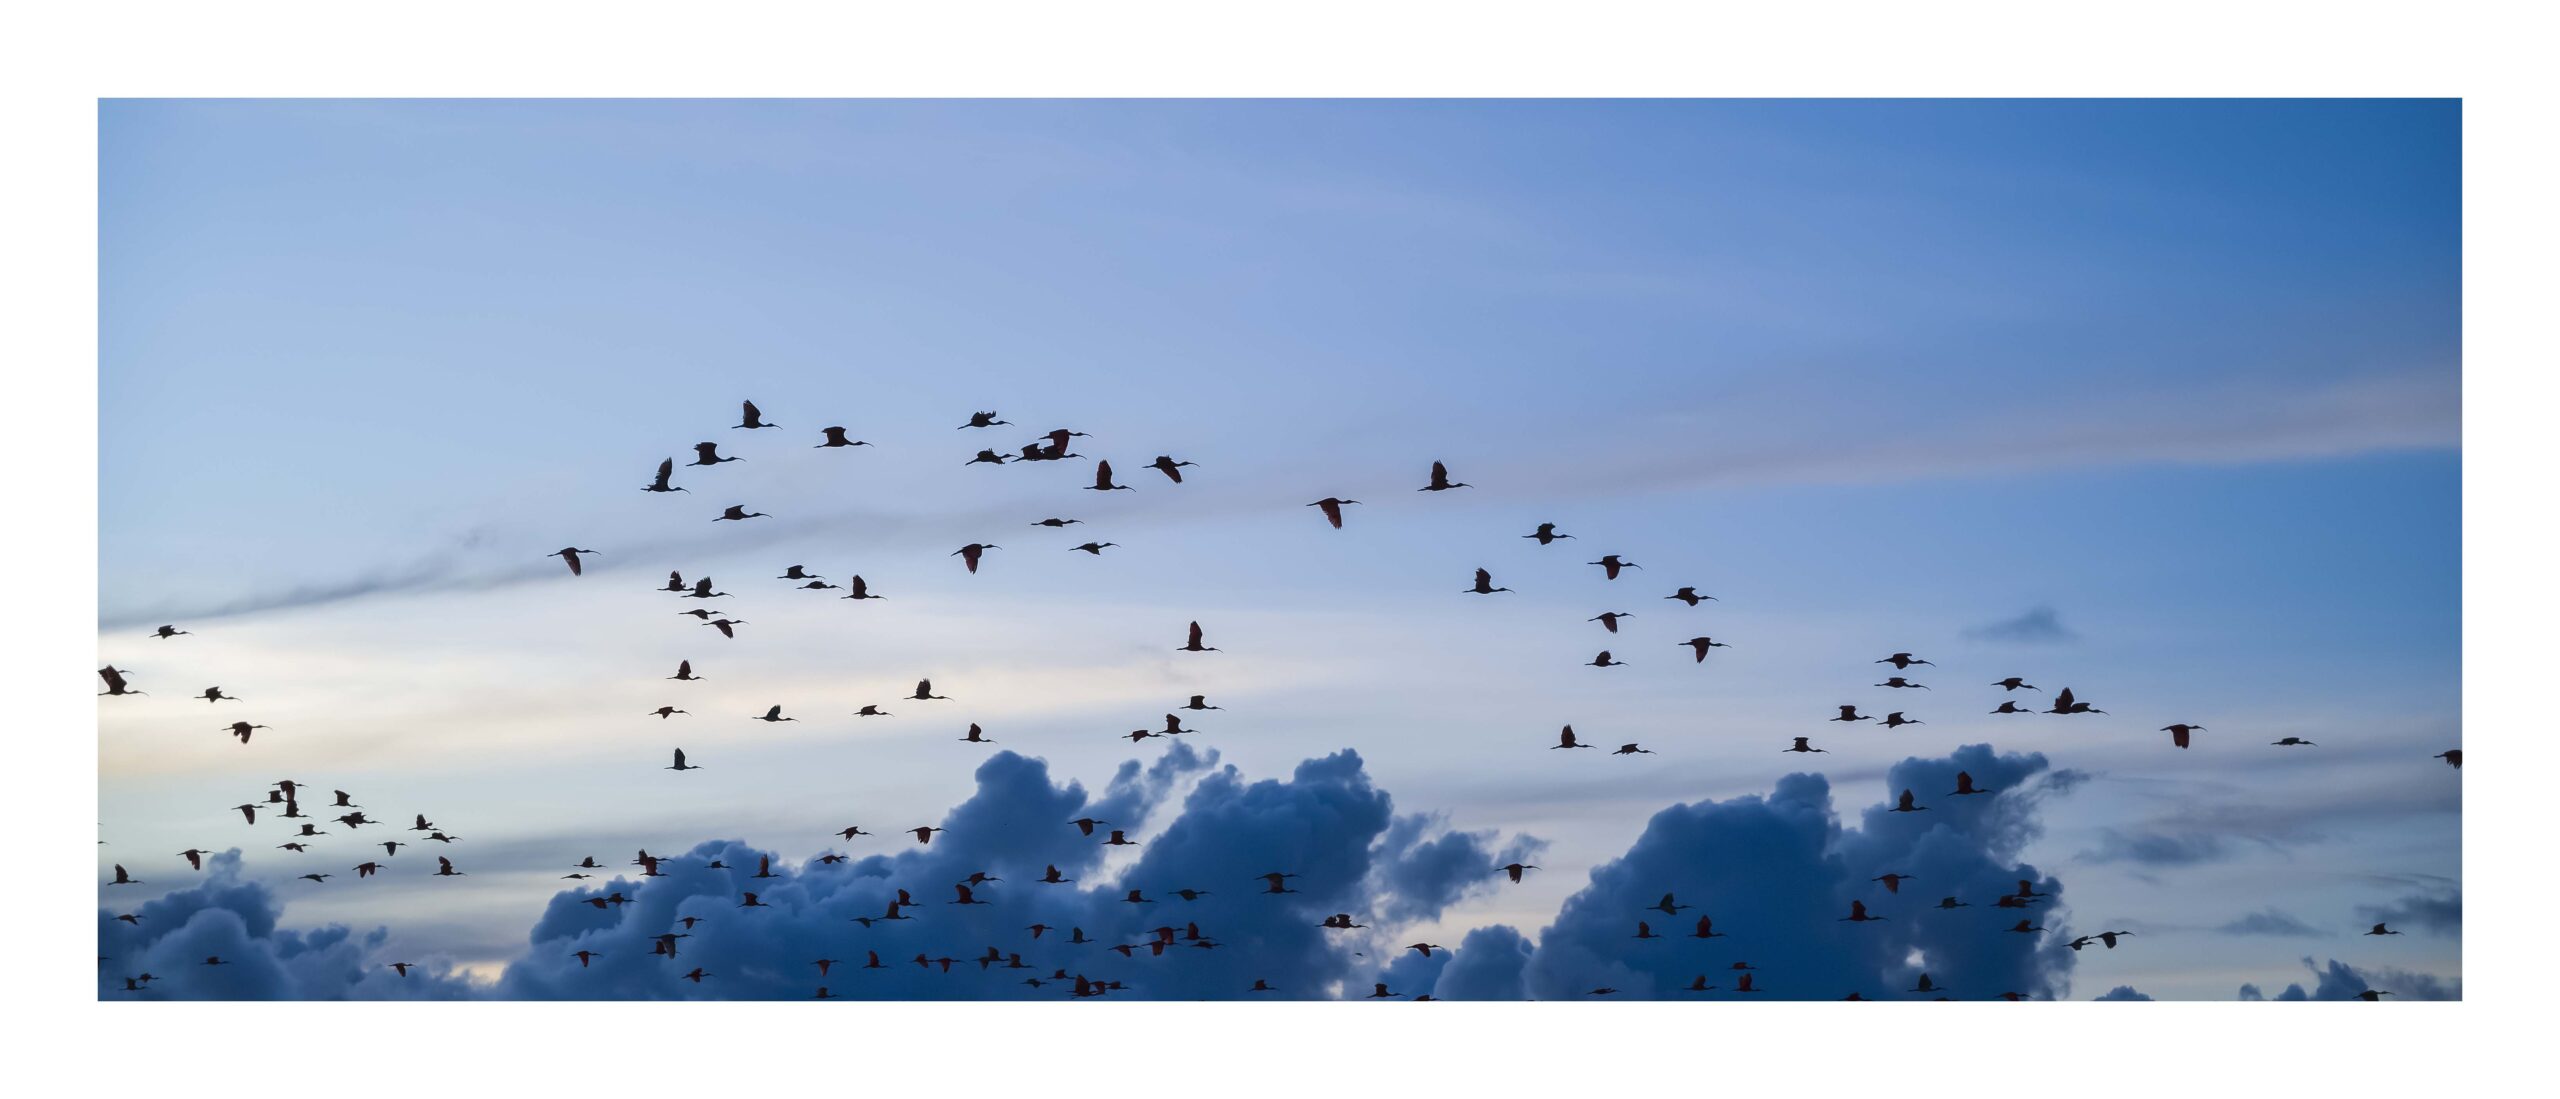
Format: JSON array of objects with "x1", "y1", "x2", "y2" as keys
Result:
[
  {"x1": 2217, "y1": 908, "x2": 2330, "y2": 937},
  {"x1": 2078, "y1": 828, "x2": 2235, "y2": 867},
  {"x1": 1442, "y1": 745, "x2": 2086, "y2": 1000},
  {"x1": 96, "y1": 746, "x2": 2114, "y2": 1000},
  {"x1": 2094, "y1": 985, "x2": 2153, "y2": 1001},
  {"x1": 2356, "y1": 887, "x2": 2461, "y2": 936},
  {"x1": 497, "y1": 743, "x2": 1529, "y2": 1000},
  {"x1": 96, "y1": 850, "x2": 485, "y2": 1000},
  {"x1": 1963, "y1": 606, "x2": 2078, "y2": 644},
  {"x1": 2236, "y1": 956, "x2": 2460, "y2": 1002}
]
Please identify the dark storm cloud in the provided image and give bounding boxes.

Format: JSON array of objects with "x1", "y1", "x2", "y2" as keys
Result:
[
  {"x1": 2356, "y1": 886, "x2": 2461, "y2": 936},
  {"x1": 2216, "y1": 908, "x2": 2330, "y2": 937},
  {"x1": 2078, "y1": 828, "x2": 2234, "y2": 867},
  {"x1": 96, "y1": 851, "x2": 482, "y2": 1000},
  {"x1": 1449, "y1": 745, "x2": 2087, "y2": 1000},
  {"x1": 1963, "y1": 606, "x2": 2078, "y2": 644},
  {"x1": 2093, "y1": 985, "x2": 2153, "y2": 1001}
]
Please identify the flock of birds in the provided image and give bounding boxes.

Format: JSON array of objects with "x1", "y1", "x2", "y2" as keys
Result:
[{"x1": 99, "y1": 399, "x2": 2461, "y2": 1000}]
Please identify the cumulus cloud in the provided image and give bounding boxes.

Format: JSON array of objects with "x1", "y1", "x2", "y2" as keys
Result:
[
  {"x1": 96, "y1": 851, "x2": 484, "y2": 1000},
  {"x1": 1442, "y1": 745, "x2": 2087, "y2": 1000},
  {"x1": 1963, "y1": 606, "x2": 2079, "y2": 644},
  {"x1": 95, "y1": 745, "x2": 2174, "y2": 1001},
  {"x1": 2094, "y1": 985, "x2": 2153, "y2": 1001},
  {"x1": 2217, "y1": 908, "x2": 2330, "y2": 937},
  {"x1": 498, "y1": 743, "x2": 1529, "y2": 1000},
  {"x1": 2236, "y1": 956, "x2": 2460, "y2": 1001}
]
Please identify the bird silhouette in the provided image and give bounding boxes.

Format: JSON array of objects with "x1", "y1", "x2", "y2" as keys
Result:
[
  {"x1": 1069, "y1": 541, "x2": 1118, "y2": 555},
  {"x1": 1612, "y1": 743, "x2": 1654, "y2": 755},
  {"x1": 959, "y1": 411, "x2": 1010, "y2": 429},
  {"x1": 2160, "y1": 723, "x2": 2205, "y2": 749},
  {"x1": 714, "y1": 505, "x2": 769, "y2": 522},
  {"x1": 2367, "y1": 923, "x2": 2403, "y2": 936},
  {"x1": 1148, "y1": 455, "x2": 1196, "y2": 482},
  {"x1": 909, "y1": 679, "x2": 949, "y2": 701},
  {"x1": 960, "y1": 723, "x2": 994, "y2": 744},
  {"x1": 1072, "y1": 817, "x2": 1109, "y2": 836},
  {"x1": 1950, "y1": 771, "x2": 1989, "y2": 796},
  {"x1": 837, "y1": 574, "x2": 882, "y2": 601},
  {"x1": 669, "y1": 660, "x2": 701, "y2": 681},
  {"x1": 1878, "y1": 712, "x2": 1923, "y2": 729},
  {"x1": 702, "y1": 618, "x2": 745, "y2": 639},
  {"x1": 1682, "y1": 636, "x2": 1730, "y2": 662},
  {"x1": 1875, "y1": 676, "x2": 1927, "y2": 689},
  {"x1": 733, "y1": 400, "x2": 778, "y2": 430},
  {"x1": 1179, "y1": 621, "x2": 1219, "y2": 651},
  {"x1": 1665, "y1": 587, "x2": 1717, "y2": 606},
  {"x1": 1876, "y1": 653, "x2": 1933, "y2": 669},
  {"x1": 1308, "y1": 498, "x2": 1359, "y2": 528},
  {"x1": 2273, "y1": 736, "x2": 2318, "y2": 747},
  {"x1": 965, "y1": 448, "x2": 1010, "y2": 467},
  {"x1": 1499, "y1": 862, "x2": 1540, "y2": 883},
  {"x1": 1587, "y1": 650, "x2": 1626, "y2": 667},
  {"x1": 2046, "y1": 687, "x2": 2106, "y2": 715},
  {"x1": 1888, "y1": 789, "x2": 1927, "y2": 813},
  {"x1": 1992, "y1": 677, "x2": 2039, "y2": 692},
  {"x1": 1590, "y1": 611, "x2": 1631, "y2": 633},
  {"x1": 815, "y1": 426, "x2": 870, "y2": 448},
  {"x1": 1087, "y1": 460, "x2": 1135, "y2": 491},
  {"x1": 1873, "y1": 873, "x2": 1912, "y2": 893},
  {"x1": 667, "y1": 748, "x2": 700, "y2": 771},
  {"x1": 549, "y1": 547, "x2": 597, "y2": 575},
  {"x1": 1650, "y1": 893, "x2": 1693, "y2": 915},
  {"x1": 1523, "y1": 522, "x2": 1573, "y2": 544},
  {"x1": 1588, "y1": 555, "x2": 1641, "y2": 579},
  {"x1": 2436, "y1": 749, "x2": 2462, "y2": 768},
  {"x1": 952, "y1": 543, "x2": 998, "y2": 573},
  {"x1": 752, "y1": 705, "x2": 797, "y2": 723},
  {"x1": 1832, "y1": 705, "x2": 1873, "y2": 722},
  {"x1": 1782, "y1": 736, "x2": 1826, "y2": 753},
  {"x1": 150, "y1": 624, "x2": 190, "y2": 638},
  {"x1": 1990, "y1": 701, "x2": 2034, "y2": 714},
  {"x1": 1419, "y1": 461, "x2": 1469, "y2": 491},
  {"x1": 1552, "y1": 725, "x2": 1595, "y2": 750},
  {"x1": 1467, "y1": 568, "x2": 1512, "y2": 595},
  {"x1": 434, "y1": 856, "x2": 463, "y2": 877},
  {"x1": 1840, "y1": 900, "x2": 1885, "y2": 923},
  {"x1": 909, "y1": 826, "x2": 944, "y2": 844},
  {"x1": 689, "y1": 441, "x2": 740, "y2": 466},
  {"x1": 223, "y1": 722, "x2": 267, "y2": 745}
]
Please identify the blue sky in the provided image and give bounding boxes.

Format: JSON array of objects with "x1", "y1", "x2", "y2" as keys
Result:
[{"x1": 97, "y1": 100, "x2": 2458, "y2": 999}]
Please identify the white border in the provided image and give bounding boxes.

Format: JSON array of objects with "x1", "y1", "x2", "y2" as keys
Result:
[{"x1": 7, "y1": 2, "x2": 2549, "y2": 1094}]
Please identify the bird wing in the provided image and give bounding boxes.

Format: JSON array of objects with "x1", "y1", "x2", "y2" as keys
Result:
[
  {"x1": 743, "y1": 399, "x2": 761, "y2": 423},
  {"x1": 1188, "y1": 621, "x2": 1204, "y2": 647}
]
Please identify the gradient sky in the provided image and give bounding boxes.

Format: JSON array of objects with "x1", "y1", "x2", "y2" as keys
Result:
[{"x1": 98, "y1": 99, "x2": 2459, "y2": 999}]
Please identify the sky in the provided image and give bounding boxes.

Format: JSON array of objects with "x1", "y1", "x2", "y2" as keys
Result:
[{"x1": 96, "y1": 99, "x2": 2460, "y2": 1000}]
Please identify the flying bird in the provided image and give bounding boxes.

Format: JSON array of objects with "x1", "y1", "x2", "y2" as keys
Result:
[
  {"x1": 1499, "y1": 863, "x2": 1539, "y2": 883},
  {"x1": 1950, "y1": 771, "x2": 1989, "y2": 796},
  {"x1": 909, "y1": 679, "x2": 950, "y2": 701},
  {"x1": 1665, "y1": 587, "x2": 1716, "y2": 606},
  {"x1": 752, "y1": 705, "x2": 797, "y2": 723},
  {"x1": 1148, "y1": 455, "x2": 1196, "y2": 482},
  {"x1": 1086, "y1": 460, "x2": 1135, "y2": 491},
  {"x1": 549, "y1": 547, "x2": 597, "y2": 575},
  {"x1": 1992, "y1": 677, "x2": 2039, "y2": 692},
  {"x1": 690, "y1": 441, "x2": 740, "y2": 466},
  {"x1": 734, "y1": 400, "x2": 778, "y2": 430},
  {"x1": 1523, "y1": 522, "x2": 1573, "y2": 544},
  {"x1": 98, "y1": 667, "x2": 142, "y2": 696},
  {"x1": 1069, "y1": 541, "x2": 1118, "y2": 555},
  {"x1": 645, "y1": 458, "x2": 687, "y2": 493},
  {"x1": 2162, "y1": 723, "x2": 2205, "y2": 749},
  {"x1": 1308, "y1": 498, "x2": 1359, "y2": 528},
  {"x1": 959, "y1": 411, "x2": 1010, "y2": 429},
  {"x1": 1876, "y1": 653, "x2": 1933, "y2": 669},
  {"x1": 150, "y1": 625, "x2": 190, "y2": 638},
  {"x1": 1681, "y1": 636, "x2": 1729, "y2": 662},
  {"x1": 1587, "y1": 650, "x2": 1626, "y2": 667},
  {"x1": 952, "y1": 543, "x2": 999, "y2": 573},
  {"x1": 1467, "y1": 568, "x2": 1512, "y2": 595},
  {"x1": 1419, "y1": 461, "x2": 1469, "y2": 492},
  {"x1": 2273, "y1": 736, "x2": 2318, "y2": 747},
  {"x1": 815, "y1": 426, "x2": 870, "y2": 448},
  {"x1": 714, "y1": 505, "x2": 769, "y2": 522},
  {"x1": 1889, "y1": 790, "x2": 1927, "y2": 813},
  {"x1": 667, "y1": 748, "x2": 700, "y2": 771},
  {"x1": 1782, "y1": 736, "x2": 1825, "y2": 753},
  {"x1": 1588, "y1": 555, "x2": 1640, "y2": 579},
  {"x1": 703, "y1": 618, "x2": 746, "y2": 639},
  {"x1": 1551, "y1": 725, "x2": 1595, "y2": 750}
]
